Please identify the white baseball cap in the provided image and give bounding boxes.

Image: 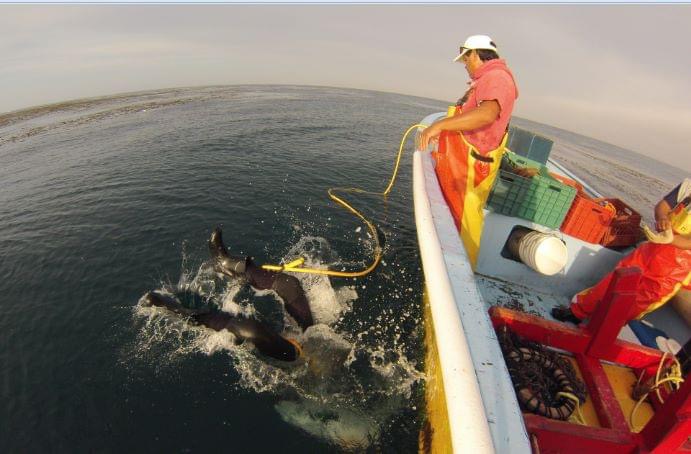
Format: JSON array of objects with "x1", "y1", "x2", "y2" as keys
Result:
[{"x1": 453, "y1": 35, "x2": 498, "y2": 62}]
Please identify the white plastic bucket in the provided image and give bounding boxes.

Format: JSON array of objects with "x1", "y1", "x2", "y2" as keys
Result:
[{"x1": 518, "y1": 231, "x2": 568, "y2": 276}]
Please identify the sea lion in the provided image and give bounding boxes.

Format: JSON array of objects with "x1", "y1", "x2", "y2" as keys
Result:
[
  {"x1": 141, "y1": 291, "x2": 301, "y2": 362},
  {"x1": 208, "y1": 227, "x2": 314, "y2": 331}
]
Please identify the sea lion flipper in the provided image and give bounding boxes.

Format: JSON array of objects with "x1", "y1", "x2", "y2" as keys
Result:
[{"x1": 272, "y1": 274, "x2": 314, "y2": 331}]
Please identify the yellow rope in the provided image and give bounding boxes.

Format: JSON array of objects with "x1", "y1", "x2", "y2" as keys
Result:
[
  {"x1": 630, "y1": 352, "x2": 685, "y2": 432},
  {"x1": 261, "y1": 123, "x2": 428, "y2": 277},
  {"x1": 556, "y1": 391, "x2": 587, "y2": 425}
]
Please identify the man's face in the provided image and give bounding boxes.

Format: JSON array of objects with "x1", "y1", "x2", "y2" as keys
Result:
[{"x1": 461, "y1": 50, "x2": 478, "y2": 77}]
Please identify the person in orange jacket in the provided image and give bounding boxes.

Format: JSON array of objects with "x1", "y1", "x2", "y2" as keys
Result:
[{"x1": 552, "y1": 179, "x2": 691, "y2": 324}]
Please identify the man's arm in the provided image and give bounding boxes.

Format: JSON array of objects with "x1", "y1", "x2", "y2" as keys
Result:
[
  {"x1": 418, "y1": 100, "x2": 500, "y2": 150},
  {"x1": 654, "y1": 199, "x2": 674, "y2": 232},
  {"x1": 655, "y1": 183, "x2": 681, "y2": 231},
  {"x1": 671, "y1": 234, "x2": 691, "y2": 250},
  {"x1": 653, "y1": 182, "x2": 690, "y2": 248}
]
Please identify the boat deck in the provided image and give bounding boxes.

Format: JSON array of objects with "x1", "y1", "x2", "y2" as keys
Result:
[
  {"x1": 476, "y1": 271, "x2": 690, "y2": 348},
  {"x1": 476, "y1": 273, "x2": 566, "y2": 318},
  {"x1": 414, "y1": 114, "x2": 690, "y2": 453}
]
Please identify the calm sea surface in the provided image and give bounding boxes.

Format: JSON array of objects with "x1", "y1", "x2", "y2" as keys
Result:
[{"x1": 0, "y1": 85, "x2": 686, "y2": 452}]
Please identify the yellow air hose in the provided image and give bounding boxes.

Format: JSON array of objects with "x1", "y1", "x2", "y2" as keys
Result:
[
  {"x1": 261, "y1": 123, "x2": 427, "y2": 277},
  {"x1": 630, "y1": 351, "x2": 685, "y2": 431},
  {"x1": 555, "y1": 391, "x2": 587, "y2": 425}
]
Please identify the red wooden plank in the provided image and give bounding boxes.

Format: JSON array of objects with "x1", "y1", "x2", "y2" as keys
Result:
[
  {"x1": 651, "y1": 418, "x2": 691, "y2": 453},
  {"x1": 489, "y1": 307, "x2": 663, "y2": 368},
  {"x1": 576, "y1": 354, "x2": 631, "y2": 433},
  {"x1": 586, "y1": 268, "x2": 642, "y2": 358},
  {"x1": 524, "y1": 414, "x2": 636, "y2": 453},
  {"x1": 640, "y1": 378, "x2": 691, "y2": 452}
]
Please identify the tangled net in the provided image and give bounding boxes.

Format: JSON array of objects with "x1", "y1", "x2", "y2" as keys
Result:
[{"x1": 497, "y1": 325, "x2": 587, "y2": 421}]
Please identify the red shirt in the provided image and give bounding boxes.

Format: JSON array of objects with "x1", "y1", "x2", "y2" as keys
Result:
[{"x1": 461, "y1": 59, "x2": 518, "y2": 154}]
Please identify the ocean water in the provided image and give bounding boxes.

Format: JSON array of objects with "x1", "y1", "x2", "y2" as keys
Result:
[
  {"x1": 0, "y1": 85, "x2": 438, "y2": 453},
  {"x1": 0, "y1": 85, "x2": 685, "y2": 452}
]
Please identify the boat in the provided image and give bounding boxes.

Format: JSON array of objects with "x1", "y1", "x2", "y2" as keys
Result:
[{"x1": 412, "y1": 111, "x2": 690, "y2": 453}]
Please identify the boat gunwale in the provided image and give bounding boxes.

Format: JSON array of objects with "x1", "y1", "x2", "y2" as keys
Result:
[
  {"x1": 413, "y1": 113, "x2": 531, "y2": 453},
  {"x1": 413, "y1": 150, "x2": 495, "y2": 453}
]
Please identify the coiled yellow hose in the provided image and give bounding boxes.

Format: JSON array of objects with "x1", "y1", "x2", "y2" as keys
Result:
[
  {"x1": 630, "y1": 351, "x2": 684, "y2": 431},
  {"x1": 261, "y1": 123, "x2": 427, "y2": 277},
  {"x1": 555, "y1": 391, "x2": 587, "y2": 425}
]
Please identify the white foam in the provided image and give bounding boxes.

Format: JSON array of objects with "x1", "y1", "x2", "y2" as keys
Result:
[
  {"x1": 275, "y1": 400, "x2": 379, "y2": 451},
  {"x1": 131, "y1": 235, "x2": 424, "y2": 449},
  {"x1": 219, "y1": 281, "x2": 256, "y2": 318}
]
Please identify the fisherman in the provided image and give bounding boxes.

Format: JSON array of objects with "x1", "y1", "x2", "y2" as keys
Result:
[
  {"x1": 416, "y1": 35, "x2": 519, "y2": 267},
  {"x1": 552, "y1": 179, "x2": 691, "y2": 324},
  {"x1": 417, "y1": 34, "x2": 519, "y2": 154}
]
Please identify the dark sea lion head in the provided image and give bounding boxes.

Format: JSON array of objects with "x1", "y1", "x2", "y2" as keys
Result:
[
  {"x1": 140, "y1": 291, "x2": 180, "y2": 309},
  {"x1": 208, "y1": 227, "x2": 247, "y2": 276},
  {"x1": 208, "y1": 226, "x2": 229, "y2": 258},
  {"x1": 141, "y1": 291, "x2": 163, "y2": 307}
]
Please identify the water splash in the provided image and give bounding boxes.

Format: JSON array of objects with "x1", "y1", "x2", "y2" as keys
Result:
[
  {"x1": 132, "y1": 235, "x2": 423, "y2": 449},
  {"x1": 275, "y1": 400, "x2": 379, "y2": 452}
]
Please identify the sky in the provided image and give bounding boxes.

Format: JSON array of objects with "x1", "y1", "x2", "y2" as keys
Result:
[{"x1": 1, "y1": 4, "x2": 690, "y2": 170}]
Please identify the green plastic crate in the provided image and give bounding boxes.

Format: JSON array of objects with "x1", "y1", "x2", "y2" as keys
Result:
[
  {"x1": 488, "y1": 156, "x2": 577, "y2": 229},
  {"x1": 501, "y1": 150, "x2": 547, "y2": 174}
]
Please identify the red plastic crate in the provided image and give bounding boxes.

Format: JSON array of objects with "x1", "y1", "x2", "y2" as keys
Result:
[
  {"x1": 549, "y1": 172, "x2": 584, "y2": 193},
  {"x1": 599, "y1": 198, "x2": 642, "y2": 248},
  {"x1": 561, "y1": 194, "x2": 614, "y2": 243}
]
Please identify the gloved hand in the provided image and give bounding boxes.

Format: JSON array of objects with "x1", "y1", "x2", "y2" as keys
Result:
[{"x1": 642, "y1": 224, "x2": 674, "y2": 244}]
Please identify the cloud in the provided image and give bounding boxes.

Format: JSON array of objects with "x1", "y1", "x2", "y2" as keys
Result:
[{"x1": 0, "y1": 4, "x2": 689, "y2": 170}]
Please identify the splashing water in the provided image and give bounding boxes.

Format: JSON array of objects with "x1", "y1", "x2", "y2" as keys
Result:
[
  {"x1": 274, "y1": 400, "x2": 379, "y2": 452},
  {"x1": 132, "y1": 235, "x2": 424, "y2": 449}
]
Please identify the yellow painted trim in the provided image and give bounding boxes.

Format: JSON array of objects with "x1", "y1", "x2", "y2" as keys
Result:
[
  {"x1": 419, "y1": 288, "x2": 453, "y2": 454},
  {"x1": 602, "y1": 363, "x2": 655, "y2": 433},
  {"x1": 556, "y1": 357, "x2": 655, "y2": 432},
  {"x1": 636, "y1": 270, "x2": 691, "y2": 319}
]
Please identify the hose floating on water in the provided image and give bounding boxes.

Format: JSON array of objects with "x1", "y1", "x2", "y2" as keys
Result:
[{"x1": 261, "y1": 123, "x2": 427, "y2": 278}]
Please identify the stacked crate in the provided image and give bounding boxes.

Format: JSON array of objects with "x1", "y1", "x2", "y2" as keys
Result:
[
  {"x1": 560, "y1": 194, "x2": 615, "y2": 244},
  {"x1": 506, "y1": 126, "x2": 553, "y2": 165},
  {"x1": 598, "y1": 198, "x2": 642, "y2": 247},
  {"x1": 487, "y1": 152, "x2": 577, "y2": 229},
  {"x1": 488, "y1": 136, "x2": 642, "y2": 248}
]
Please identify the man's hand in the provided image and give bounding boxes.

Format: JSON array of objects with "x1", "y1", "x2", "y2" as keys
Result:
[
  {"x1": 656, "y1": 217, "x2": 672, "y2": 232},
  {"x1": 417, "y1": 101, "x2": 502, "y2": 151},
  {"x1": 643, "y1": 224, "x2": 674, "y2": 244},
  {"x1": 654, "y1": 199, "x2": 673, "y2": 232},
  {"x1": 418, "y1": 124, "x2": 441, "y2": 151}
]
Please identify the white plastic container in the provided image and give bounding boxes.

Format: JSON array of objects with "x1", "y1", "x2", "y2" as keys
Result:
[{"x1": 516, "y1": 231, "x2": 568, "y2": 276}]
